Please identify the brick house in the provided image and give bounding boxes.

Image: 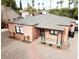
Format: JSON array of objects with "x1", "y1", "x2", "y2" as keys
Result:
[{"x1": 8, "y1": 14, "x2": 76, "y2": 48}]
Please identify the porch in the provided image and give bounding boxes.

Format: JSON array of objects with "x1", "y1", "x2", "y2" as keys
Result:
[{"x1": 37, "y1": 28, "x2": 64, "y2": 48}]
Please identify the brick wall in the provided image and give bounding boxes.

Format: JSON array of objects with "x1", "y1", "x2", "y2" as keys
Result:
[{"x1": 8, "y1": 23, "x2": 40, "y2": 42}]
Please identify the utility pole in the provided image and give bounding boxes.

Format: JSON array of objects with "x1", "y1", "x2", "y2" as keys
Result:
[{"x1": 50, "y1": 0, "x2": 51, "y2": 9}]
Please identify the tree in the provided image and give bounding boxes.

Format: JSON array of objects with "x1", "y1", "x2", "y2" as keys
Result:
[
  {"x1": 69, "y1": 0, "x2": 73, "y2": 8},
  {"x1": 20, "y1": 0, "x2": 22, "y2": 10},
  {"x1": 56, "y1": 0, "x2": 63, "y2": 9},
  {"x1": 57, "y1": 1, "x2": 59, "y2": 9},
  {"x1": 60, "y1": 8, "x2": 70, "y2": 17},
  {"x1": 38, "y1": 3, "x2": 40, "y2": 9},
  {"x1": 74, "y1": 0, "x2": 78, "y2": 7},
  {"x1": 48, "y1": 8, "x2": 78, "y2": 20},
  {"x1": 32, "y1": 0, "x2": 34, "y2": 7},
  {"x1": 1, "y1": 0, "x2": 17, "y2": 10},
  {"x1": 42, "y1": 3, "x2": 44, "y2": 9},
  {"x1": 60, "y1": 0, "x2": 63, "y2": 8},
  {"x1": 25, "y1": 3, "x2": 36, "y2": 15},
  {"x1": 26, "y1": 4, "x2": 33, "y2": 14},
  {"x1": 72, "y1": 7, "x2": 78, "y2": 19}
]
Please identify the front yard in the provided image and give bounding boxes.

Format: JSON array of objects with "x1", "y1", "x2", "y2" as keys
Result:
[{"x1": 1, "y1": 31, "x2": 78, "y2": 59}]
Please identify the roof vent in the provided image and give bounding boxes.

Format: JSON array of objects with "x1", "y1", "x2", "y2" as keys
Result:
[
  {"x1": 8, "y1": 19, "x2": 10, "y2": 21},
  {"x1": 13, "y1": 18, "x2": 16, "y2": 21}
]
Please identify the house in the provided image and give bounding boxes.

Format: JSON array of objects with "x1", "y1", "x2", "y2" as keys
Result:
[
  {"x1": 8, "y1": 14, "x2": 76, "y2": 48},
  {"x1": 1, "y1": 5, "x2": 20, "y2": 28}
]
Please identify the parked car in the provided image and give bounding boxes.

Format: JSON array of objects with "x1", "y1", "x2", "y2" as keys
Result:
[{"x1": 75, "y1": 20, "x2": 78, "y2": 31}]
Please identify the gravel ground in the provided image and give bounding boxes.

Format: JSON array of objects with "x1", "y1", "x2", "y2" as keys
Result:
[{"x1": 1, "y1": 31, "x2": 78, "y2": 59}]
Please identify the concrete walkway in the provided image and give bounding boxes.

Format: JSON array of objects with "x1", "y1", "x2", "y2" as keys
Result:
[{"x1": 1, "y1": 29, "x2": 9, "y2": 33}]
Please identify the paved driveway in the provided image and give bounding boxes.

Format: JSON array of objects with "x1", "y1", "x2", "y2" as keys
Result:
[
  {"x1": 1, "y1": 29, "x2": 9, "y2": 33},
  {"x1": 1, "y1": 31, "x2": 78, "y2": 59}
]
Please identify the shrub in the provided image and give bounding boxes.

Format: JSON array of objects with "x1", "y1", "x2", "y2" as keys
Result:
[
  {"x1": 41, "y1": 42, "x2": 46, "y2": 44},
  {"x1": 48, "y1": 44, "x2": 52, "y2": 46},
  {"x1": 57, "y1": 46, "x2": 61, "y2": 49}
]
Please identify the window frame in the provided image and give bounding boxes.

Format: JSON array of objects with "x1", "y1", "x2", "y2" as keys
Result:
[
  {"x1": 50, "y1": 30, "x2": 58, "y2": 35},
  {"x1": 15, "y1": 26, "x2": 23, "y2": 34}
]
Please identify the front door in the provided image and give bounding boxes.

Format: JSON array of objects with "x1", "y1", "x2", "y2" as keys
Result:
[{"x1": 40, "y1": 29, "x2": 45, "y2": 42}]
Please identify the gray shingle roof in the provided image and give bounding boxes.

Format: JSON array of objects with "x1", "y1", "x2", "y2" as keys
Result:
[
  {"x1": 1, "y1": 5, "x2": 19, "y2": 22},
  {"x1": 10, "y1": 14, "x2": 75, "y2": 31}
]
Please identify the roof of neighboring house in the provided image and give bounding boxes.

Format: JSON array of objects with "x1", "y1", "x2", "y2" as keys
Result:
[
  {"x1": 10, "y1": 13, "x2": 75, "y2": 31},
  {"x1": 1, "y1": 5, "x2": 20, "y2": 22}
]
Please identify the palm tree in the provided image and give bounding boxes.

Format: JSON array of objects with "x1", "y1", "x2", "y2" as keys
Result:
[
  {"x1": 27, "y1": 3, "x2": 30, "y2": 7},
  {"x1": 32, "y1": 0, "x2": 34, "y2": 7},
  {"x1": 56, "y1": 0, "x2": 63, "y2": 9},
  {"x1": 74, "y1": 0, "x2": 78, "y2": 7},
  {"x1": 38, "y1": 3, "x2": 40, "y2": 9},
  {"x1": 20, "y1": 0, "x2": 22, "y2": 10},
  {"x1": 69, "y1": 0, "x2": 73, "y2": 8},
  {"x1": 57, "y1": 1, "x2": 59, "y2": 9},
  {"x1": 60, "y1": 0, "x2": 63, "y2": 8},
  {"x1": 42, "y1": 3, "x2": 44, "y2": 9}
]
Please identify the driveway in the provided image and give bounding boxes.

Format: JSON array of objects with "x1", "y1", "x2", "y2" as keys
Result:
[
  {"x1": 1, "y1": 31, "x2": 78, "y2": 59},
  {"x1": 1, "y1": 29, "x2": 9, "y2": 33}
]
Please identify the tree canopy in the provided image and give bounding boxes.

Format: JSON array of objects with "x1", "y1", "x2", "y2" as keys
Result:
[
  {"x1": 24, "y1": 3, "x2": 36, "y2": 15},
  {"x1": 1, "y1": 0, "x2": 20, "y2": 14},
  {"x1": 49, "y1": 7, "x2": 78, "y2": 20},
  {"x1": 2, "y1": 0, "x2": 16, "y2": 9}
]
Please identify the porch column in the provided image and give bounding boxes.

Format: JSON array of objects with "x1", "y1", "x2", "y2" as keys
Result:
[
  {"x1": 40, "y1": 29, "x2": 45, "y2": 42},
  {"x1": 41, "y1": 32, "x2": 45, "y2": 42},
  {"x1": 56, "y1": 31, "x2": 62, "y2": 47},
  {"x1": 62, "y1": 26, "x2": 69, "y2": 49}
]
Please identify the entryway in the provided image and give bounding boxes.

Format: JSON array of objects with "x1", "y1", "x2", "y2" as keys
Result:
[{"x1": 40, "y1": 29, "x2": 45, "y2": 42}]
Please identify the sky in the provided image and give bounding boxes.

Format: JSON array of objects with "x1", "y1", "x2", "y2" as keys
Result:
[{"x1": 15, "y1": 0, "x2": 74, "y2": 9}]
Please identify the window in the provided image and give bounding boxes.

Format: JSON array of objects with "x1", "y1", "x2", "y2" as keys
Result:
[
  {"x1": 20, "y1": 27, "x2": 24, "y2": 33},
  {"x1": 50, "y1": 30, "x2": 58, "y2": 35},
  {"x1": 15, "y1": 26, "x2": 23, "y2": 34},
  {"x1": 55, "y1": 31, "x2": 58, "y2": 34},
  {"x1": 51, "y1": 30, "x2": 54, "y2": 34},
  {"x1": 15, "y1": 26, "x2": 20, "y2": 33}
]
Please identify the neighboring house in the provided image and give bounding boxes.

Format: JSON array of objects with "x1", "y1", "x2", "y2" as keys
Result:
[
  {"x1": 8, "y1": 14, "x2": 76, "y2": 48},
  {"x1": 1, "y1": 5, "x2": 20, "y2": 28}
]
